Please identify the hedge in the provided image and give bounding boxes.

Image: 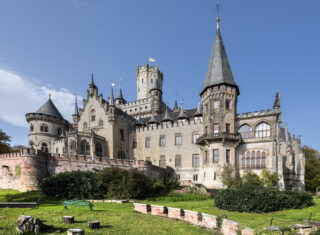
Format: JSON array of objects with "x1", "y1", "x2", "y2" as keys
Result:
[{"x1": 215, "y1": 184, "x2": 313, "y2": 213}]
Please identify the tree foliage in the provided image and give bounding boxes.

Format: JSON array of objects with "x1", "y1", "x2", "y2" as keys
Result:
[
  {"x1": 302, "y1": 145, "x2": 320, "y2": 192},
  {"x1": 0, "y1": 129, "x2": 12, "y2": 154},
  {"x1": 260, "y1": 170, "x2": 281, "y2": 188}
]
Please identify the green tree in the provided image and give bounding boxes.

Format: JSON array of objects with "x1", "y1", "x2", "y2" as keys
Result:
[
  {"x1": 260, "y1": 170, "x2": 281, "y2": 188},
  {"x1": 221, "y1": 164, "x2": 241, "y2": 187},
  {"x1": 302, "y1": 145, "x2": 320, "y2": 192},
  {"x1": 242, "y1": 171, "x2": 262, "y2": 186},
  {"x1": 0, "y1": 129, "x2": 12, "y2": 154}
]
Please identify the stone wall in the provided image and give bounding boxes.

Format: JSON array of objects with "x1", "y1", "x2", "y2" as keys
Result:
[
  {"x1": 133, "y1": 203, "x2": 254, "y2": 235},
  {"x1": 0, "y1": 148, "x2": 167, "y2": 192}
]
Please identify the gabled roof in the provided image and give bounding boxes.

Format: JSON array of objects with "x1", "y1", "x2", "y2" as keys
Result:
[
  {"x1": 35, "y1": 98, "x2": 64, "y2": 119},
  {"x1": 201, "y1": 23, "x2": 239, "y2": 95}
]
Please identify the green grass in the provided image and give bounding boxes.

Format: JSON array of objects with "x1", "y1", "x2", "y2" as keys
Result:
[
  {"x1": 0, "y1": 189, "x2": 211, "y2": 235},
  {"x1": 142, "y1": 197, "x2": 320, "y2": 230}
]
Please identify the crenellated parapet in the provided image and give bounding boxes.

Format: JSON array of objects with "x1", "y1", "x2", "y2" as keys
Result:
[{"x1": 236, "y1": 109, "x2": 274, "y2": 119}]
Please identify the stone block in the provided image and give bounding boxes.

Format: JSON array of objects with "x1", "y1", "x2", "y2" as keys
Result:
[
  {"x1": 167, "y1": 207, "x2": 183, "y2": 219},
  {"x1": 150, "y1": 205, "x2": 166, "y2": 216},
  {"x1": 183, "y1": 210, "x2": 200, "y2": 225},
  {"x1": 200, "y1": 213, "x2": 217, "y2": 229},
  {"x1": 221, "y1": 219, "x2": 239, "y2": 235}
]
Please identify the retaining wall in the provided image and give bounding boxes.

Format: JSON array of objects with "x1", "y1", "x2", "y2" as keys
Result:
[{"x1": 133, "y1": 203, "x2": 254, "y2": 235}]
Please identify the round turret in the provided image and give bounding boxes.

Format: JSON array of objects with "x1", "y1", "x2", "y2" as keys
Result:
[{"x1": 25, "y1": 97, "x2": 68, "y2": 152}]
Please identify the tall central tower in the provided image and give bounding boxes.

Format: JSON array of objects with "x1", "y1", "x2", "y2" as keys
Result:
[{"x1": 136, "y1": 63, "x2": 163, "y2": 100}]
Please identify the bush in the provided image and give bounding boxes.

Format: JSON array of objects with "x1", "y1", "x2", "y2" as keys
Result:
[
  {"x1": 39, "y1": 171, "x2": 105, "y2": 199},
  {"x1": 215, "y1": 183, "x2": 313, "y2": 213},
  {"x1": 97, "y1": 167, "x2": 153, "y2": 199}
]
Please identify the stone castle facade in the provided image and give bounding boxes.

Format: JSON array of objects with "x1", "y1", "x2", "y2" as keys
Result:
[{"x1": 0, "y1": 18, "x2": 304, "y2": 191}]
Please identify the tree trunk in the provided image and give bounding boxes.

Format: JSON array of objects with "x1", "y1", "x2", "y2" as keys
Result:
[
  {"x1": 62, "y1": 216, "x2": 74, "y2": 224},
  {"x1": 87, "y1": 221, "x2": 100, "y2": 229}
]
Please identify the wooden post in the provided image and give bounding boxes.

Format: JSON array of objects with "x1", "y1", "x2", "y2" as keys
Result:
[
  {"x1": 88, "y1": 221, "x2": 100, "y2": 229},
  {"x1": 67, "y1": 229, "x2": 84, "y2": 235},
  {"x1": 62, "y1": 216, "x2": 74, "y2": 224}
]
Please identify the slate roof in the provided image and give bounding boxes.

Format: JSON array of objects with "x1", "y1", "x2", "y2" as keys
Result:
[
  {"x1": 140, "y1": 108, "x2": 198, "y2": 124},
  {"x1": 201, "y1": 26, "x2": 239, "y2": 95},
  {"x1": 34, "y1": 98, "x2": 64, "y2": 119}
]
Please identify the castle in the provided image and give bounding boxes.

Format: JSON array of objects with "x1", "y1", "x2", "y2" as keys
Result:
[{"x1": 0, "y1": 17, "x2": 304, "y2": 191}]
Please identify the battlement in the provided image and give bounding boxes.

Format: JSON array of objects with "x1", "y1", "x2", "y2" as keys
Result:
[
  {"x1": 136, "y1": 118, "x2": 202, "y2": 133},
  {"x1": 0, "y1": 148, "x2": 41, "y2": 160},
  {"x1": 136, "y1": 64, "x2": 163, "y2": 77},
  {"x1": 121, "y1": 98, "x2": 150, "y2": 108},
  {"x1": 236, "y1": 109, "x2": 273, "y2": 118}
]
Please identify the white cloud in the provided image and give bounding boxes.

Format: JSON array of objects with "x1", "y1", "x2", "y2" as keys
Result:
[{"x1": 0, "y1": 68, "x2": 82, "y2": 128}]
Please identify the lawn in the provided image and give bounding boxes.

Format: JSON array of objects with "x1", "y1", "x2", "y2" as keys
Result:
[
  {"x1": 142, "y1": 196, "x2": 320, "y2": 230},
  {"x1": 0, "y1": 189, "x2": 211, "y2": 235}
]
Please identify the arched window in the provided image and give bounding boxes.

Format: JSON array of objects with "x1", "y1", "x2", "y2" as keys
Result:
[
  {"x1": 257, "y1": 150, "x2": 261, "y2": 157},
  {"x1": 91, "y1": 109, "x2": 95, "y2": 122},
  {"x1": 83, "y1": 122, "x2": 88, "y2": 130},
  {"x1": 40, "y1": 124, "x2": 48, "y2": 132},
  {"x1": 238, "y1": 125, "x2": 252, "y2": 139},
  {"x1": 80, "y1": 140, "x2": 90, "y2": 155},
  {"x1": 246, "y1": 158, "x2": 250, "y2": 166},
  {"x1": 41, "y1": 142, "x2": 48, "y2": 152},
  {"x1": 257, "y1": 157, "x2": 261, "y2": 167},
  {"x1": 99, "y1": 119, "x2": 103, "y2": 126},
  {"x1": 255, "y1": 122, "x2": 271, "y2": 138},
  {"x1": 242, "y1": 157, "x2": 245, "y2": 167},
  {"x1": 95, "y1": 143, "x2": 102, "y2": 157},
  {"x1": 57, "y1": 128, "x2": 62, "y2": 135},
  {"x1": 247, "y1": 152, "x2": 250, "y2": 158},
  {"x1": 30, "y1": 124, "x2": 34, "y2": 132},
  {"x1": 251, "y1": 157, "x2": 255, "y2": 167},
  {"x1": 252, "y1": 151, "x2": 255, "y2": 157}
]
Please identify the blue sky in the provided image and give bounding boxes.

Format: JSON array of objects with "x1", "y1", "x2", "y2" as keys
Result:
[{"x1": 0, "y1": 0, "x2": 319, "y2": 151}]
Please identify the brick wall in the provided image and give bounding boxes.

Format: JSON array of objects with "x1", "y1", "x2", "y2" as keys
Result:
[{"x1": 133, "y1": 203, "x2": 254, "y2": 235}]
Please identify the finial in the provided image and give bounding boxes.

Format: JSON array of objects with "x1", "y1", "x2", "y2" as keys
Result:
[
  {"x1": 48, "y1": 92, "x2": 51, "y2": 99},
  {"x1": 216, "y1": 3, "x2": 220, "y2": 29},
  {"x1": 75, "y1": 95, "x2": 77, "y2": 102}
]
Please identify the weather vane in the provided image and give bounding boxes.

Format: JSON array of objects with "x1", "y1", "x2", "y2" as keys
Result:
[{"x1": 216, "y1": 3, "x2": 220, "y2": 28}]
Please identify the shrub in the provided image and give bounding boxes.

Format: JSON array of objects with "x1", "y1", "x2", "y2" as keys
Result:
[
  {"x1": 215, "y1": 183, "x2": 313, "y2": 213},
  {"x1": 39, "y1": 171, "x2": 105, "y2": 199}
]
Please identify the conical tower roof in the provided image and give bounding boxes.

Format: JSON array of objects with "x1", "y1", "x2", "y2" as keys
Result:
[
  {"x1": 73, "y1": 96, "x2": 79, "y2": 117},
  {"x1": 109, "y1": 87, "x2": 115, "y2": 106},
  {"x1": 117, "y1": 88, "x2": 124, "y2": 100},
  {"x1": 201, "y1": 19, "x2": 239, "y2": 95},
  {"x1": 193, "y1": 98, "x2": 203, "y2": 117},
  {"x1": 162, "y1": 107, "x2": 173, "y2": 122},
  {"x1": 35, "y1": 97, "x2": 64, "y2": 119},
  {"x1": 148, "y1": 110, "x2": 158, "y2": 124},
  {"x1": 135, "y1": 112, "x2": 144, "y2": 126},
  {"x1": 177, "y1": 101, "x2": 189, "y2": 120}
]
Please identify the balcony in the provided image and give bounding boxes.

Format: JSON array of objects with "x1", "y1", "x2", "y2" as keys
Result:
[{"x1": 196, "y1": 132, "x2": 242, "y2": 145}]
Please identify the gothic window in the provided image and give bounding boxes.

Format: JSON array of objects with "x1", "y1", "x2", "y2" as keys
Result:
[
  {"x1": 57, "y1": 128, "x2": 62, "y2": 135},
  {"x1": 80, "y1": 140, "x2": 90, "y2": 155},
  {"x1": 193, "y1": 174, "x2": 198, "y2": 181},
  {"x1": 99, "y1": 120, "x2": 103, "y2": 126},
  {"x1": 41, "y1": 142, "x2": 48, "y2": 152},
  {"x1": 159, "y1": 135, "x2": 166, "y2": 147},
  {"x1": 238, "y1": 125, "x2": 252, "y2": 139},
  {"x1": 226, "y1": 149, "x2": 230, "y2": 163},
  {"x1": 255, "y1": 122, "x2": 271, "y2": 138},
  {"x1": 247, "y1": 157, "x2": 250, "y2": 166},
  {"x1": 175, "y1": 155, "x2": 181, "y2": 167},
  {"x1": 257, "y1": 157, "x2": 261, "y2": 167},
  {"x1": 145, "y1": 137, "x2": 151, "y2": 148},
  {"x1": 91, "y1": 109, "x2": 95, "y2": 122},
  {"x1": 251, "y1": 157, "x2": 255, "y2": 167},
  {"x1": 252, "y1": 151, "x2": 255, "y2": 157},
  {"x1": 83, "y1": 122, "x2": 88, "y2": 130},
  {"x1": 30, "y1": 124, "x2": 34, "y2": 132},
  {"x1": 242, "y1": 157, "x2": 246, "y2": 167},
  {"x1": 257, "y1": 150, "x2": 261, "y2": 157},
  {"x1": 262, "y1": 151, "x2": 266, "y2": 157},
  {"x1": 175, "y1": 134, "x2": 182, "y2": 145},
  {"x1": 70, "y1": 140, "x2": 76, "y2": 150},
  {"x1": 192, "y1": 133, "x2": 199, "y2": 144},
  {"x1": 95, "y1": 143, "x2": 102, "y2": 157},
  {"x1": 247, "y1": 152, "x2": 250, "y2": 158},
  {"x1": 192, "y1": 154, "x2": 199, "y2": 168},
  {"x1": 213, "y1": 149, "x2": 219, "y2": 163},
  {"x1": 262, "y1": 157, "x2": 266, "y2": 166}
]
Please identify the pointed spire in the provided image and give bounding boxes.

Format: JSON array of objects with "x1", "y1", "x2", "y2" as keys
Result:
[
  {"x1": 173, "y1": 96, "x2": 179, "y2": 111},
  {"x1": 73, "y1": 95, "x2": 79, "y2": 117},
  {"x1": 162, "y1": 106, "x2": 173, "y2": 122},
  {"x1": 201, "y1": 14, "x2": 239, "y2": 95},
  {"x1": 118, "y1": 88, "x2": 124, "y2": 100},
  {"x1": 177, "y1": 100, "x2": 189, "y2": 120},
  {"x1": 194, "y1": 97, "x2": 203, "y2": 117},
  {"x1": 109, "y1": 86, "x2": 115, "y2": 106},
  {"x1": 273, "y1": 92, "x2": 281, "y2": 112},
  {"x1": 89, "y1": 73, "x2": 96, "y2": 88}
]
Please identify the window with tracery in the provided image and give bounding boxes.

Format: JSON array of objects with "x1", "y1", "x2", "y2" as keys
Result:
[
  {"x1": 255, "y1": 122, "x2": 271, "y2": 138},
  {"x1": 238, "y1": 125, "x2": 252, "y2": 139}
]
